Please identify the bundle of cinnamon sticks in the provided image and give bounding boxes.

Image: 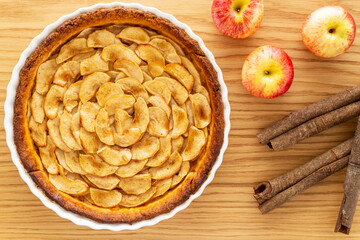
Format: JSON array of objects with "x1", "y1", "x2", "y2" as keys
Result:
[{"x1": 253, "y1": 85, "x2": 360, "y2": 235}]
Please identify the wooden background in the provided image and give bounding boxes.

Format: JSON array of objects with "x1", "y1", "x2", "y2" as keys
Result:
[{"x1": 0, "y1": 0, "x2": 359, "y2": 239}]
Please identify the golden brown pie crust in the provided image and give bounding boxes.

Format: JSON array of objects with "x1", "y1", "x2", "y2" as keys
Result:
[{"x1": 13, "y1": 7, "x2": 224, "y2": 223}]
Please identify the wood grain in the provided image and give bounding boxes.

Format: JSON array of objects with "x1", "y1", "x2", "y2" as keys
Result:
[{"x1": 0, "y1": 0, "x2": 360, "y2": 239}]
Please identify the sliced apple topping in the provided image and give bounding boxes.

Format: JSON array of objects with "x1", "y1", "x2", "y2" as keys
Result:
[
  {"x1": 35, "y1": 59, "x2": 59, "y2": 95},
  {"x1": 44, "y1": 85, "x2": 66, "y2": 119},
  {"x1": 118, "y1": 173, "x2": 152, "y2": 195},
  {"x1": 79, "y1": 128, "x2": 101, "y2": 153},
  {"x1": 79, "y1": 72, "x2": 111, "y2": 103},
  {"x1": 171, "y1": 161, "x2": 190, "y2": 188},
  {"x1": 79, "y1": 154, "x2": 118, "y2": 177},
  {"x1": 143, "y1": 80, "x2": 171, "y2": 104},
  {"x1": 30, "y1": 92, "x2": 45, "y2": 124},
  {"x1": 149, "y1": 38, "x2": 181, "y2": 63},
  {"x1": 104, "y1": 94, "x2": 135, "y2": 115},
  {"x1": 95, "y1": 82, "x2": 124, "y2": 107},
  {"x1": 56, "y1": 38, "x2": 94, "y2": 64},
  {"x1": 29, "y1": 116, "x2": 47, "y2": 147},
  {"x1": 185, "y1": 99, "x2": 194, "y2": 126},
  {"x1": 77, "y1": 27, "x2": 96, "y2": 38},
  {"x1": 116, "y1": 78, "x2": 149, "y2": 101},
  {"x1": 90, "y1": 188, "x2": 122, "y2": 207},
  {"x1": 153, "y1": 178, "x2": 172, "y2": 198},
  {"x1": 63, "y1": 80, "x2": 83, "y2": 112},
  {"x1": 84, "y1": 175, "x2": 119, "y2": 191},
  {"x1": 105, "y1": 25, "x2": 124, "y2": 35},
  {"x1": 189, "y1": 93, "x2": 211, "y2": 128},
  {"x1": 146, "y1": 135, "x2": 171, "y2": 167},
  {"x1": 131, "y1": 136, "x2": 160, "y2": 160},
  {"x1": 54, "y1": 148, "x2": 72, "y2": 172},
  {"x1": 164, "y1": 63, "x2": 194, "y2": 92},
  {"x1": 97, "y1": 145, "x2": 132, "y2": 166},
  {"x1": 72, "y1": 50, "x2": 97, "y2": 62},
  {"x1": 143, "y1": 71, "x2": 153, "y2": 82},
  {"x1": 39, "y1": 136, "x2": 59, "y2": 174},
  {"x1": 113, "y1": 58, "x2": 144, "y2": 83},
  {"x1": 60, "y1": 111, "x2": 82, "y2": 150},
  {"x1": 80, "y1": 52, "x2": 109, "y2": 76},
  {"x1": 87, "y1": 29, "x2": 121, "y2": 48},
  {"x1": 155, "y1": 77, "x2": 188, "y2": 105},
  {"x1": 114, "y1": 109, "x2": 133, "y2": 135},
  {"x1": 131, "y1": 97, "x2": 149, "y2": 133},
  {"x1": 172, "y1": 136, "x2": 184, "y2": 153},
  {"x1": 150, "y1": 35, "x2": 185, "y2": 56},
  {"x1": 79, "y1": 102, "x2": 100, "y2": 132},
  {"x1": 194, "y1": 85, "x2": 210, "y2": 103},
  {"x1": 149, "y1": 151, "x2": 182, "y2": 180},
  {"x1": 53, "y1": 61, "x2": 80, "y2": 87},
  {"x1": 181, "y1": 126, "x2": 206, "y2": 161},
  {"x1": 49, "y1": 174, "x2": 89, "y2": 196},
  {"x1": 171, "y1": 105, "x2": 189, "y2": 139},
  {"x1": 135, "y1": 44, "x2": 165, "y2": 77},
  {"x1": 101, "y1": 44, "x2": 141, "y2": 65},
  {"x1": 114, "y1": 128, "x2": 142, "y2": 148},
  {"x1": 180, "y1": 56, "x2": 201, "y2": 88},
  {"x1": 95, "y1": 108, "x2": 114, "y2": 145},
  {"x1": 47, "y1": 117, "x2": 71, "y2": 152},
  {"x1": 119, "y1": 187, "x2": 156, "y2": 207},
  {"x1": 117, "y1": 26, "x2": 150, "y2": 44},
  {"x1": 70, "y1": 112, "x2": 82, "y2": 146},
  {"x1": 115, "y1": 159, "x2": 148, "y2": 178},
  {"x1": 148, "y1": 96, "x2": 171, "y2": 117},
  {"x1": 148, "y1": 107, "x2": 169, "y2": 137},
  {"x1": 64, "y1": 151, "x2": 86, "y2": 175}
]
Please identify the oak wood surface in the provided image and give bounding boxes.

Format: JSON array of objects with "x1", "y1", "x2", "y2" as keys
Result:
[{"x1": 0, "y1": 0, "x2": 359, "y2": 239}]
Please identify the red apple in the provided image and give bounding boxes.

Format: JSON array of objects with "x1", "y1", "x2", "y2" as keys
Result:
[
  {"x1": 242, "y1": 46, "x2": 294, "y2": 99},
  {"x1": 302, "y1": 6, "x2": 356, "y2": 58},
  {"x1": 212, "y1": 0, "x2": 264, "y2": 39}
]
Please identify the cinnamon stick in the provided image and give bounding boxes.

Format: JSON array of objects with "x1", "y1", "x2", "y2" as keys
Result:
[
  {"x1": 268, "y1": 101, "x2": 360, "y2": 150},
  {"x1": 254, "y1": 138, "x2": 353, "y2": 204},
  {"x1": 259, "y1": 155, "x2": 349, "y2": 214},
  {"x1": 257, "y1": 85, "x2": 360, "y2": 145},
  {"x1": 335, "y1": 118, "x2": 360, "y2": 234}
]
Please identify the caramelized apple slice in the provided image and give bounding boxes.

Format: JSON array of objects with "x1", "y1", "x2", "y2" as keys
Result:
[
  {"x1": 49, "y1": 174, "x2": 89, "y2": 196},
  {"x1": 101, "y1": 44, "x2": 141, "y2": 65},
  {"x1": 114, "y1": 128, "x2": 142, "y2": 147},
  {"x1": 77, "y1": 27, "x2": 96, "y2": 38},
  {"x1": 60, "y1": 111, "x2": 82, "y2": 150},
  {"x1": 143, "y1": 71, "x2": 153, "y2": 82},
  {"x1": 195, "y1": 85, "x2": 210, "y2": 103},
  {"x1": 39, "y1": 136, "x2": 59, "y2": 174},
  {"x1": 150, "y1": 35, "x2": 185, "y2": 56},
  {"x1": 47, "y1": 117, "x2": 71, "y2": 152},
  {"x1": 148, "y1": 96, "x2": 171, "y2": 117},
  {"x1": 54, "y1": 148, "x2": 72, "y2": 172},
  {"x1": 35, "y1": 59, "x2": 58, "y2": 95},
  {"x1": 185, "y1": 99, "x2": 194, "y2": 126},
  {"x1": 143, "y1": 80, "x2": 171, "y2": 104},
  {"x1": 97, "y1": 146, "x2": 132, "y2": 166},
  {"x1": 128, "y1": 97, "x2": 149, "y2": 134},
  {"x1": 116, "y1": 78, "x2": 149, "y2": 101},
  {"x1": 117, "y1": 27, "x2": 150, "y2": 44},
  {"x1": 79, "y1": 72, "x2": 111, "y2": 103},
  {"x1": 94, "y1": 108, "x2": 114, "y2": 145},
  {"x1": 113, "y1": 58, "x2": 143, "y2": 83},
  {"x1": 44, "y1": 85, "x2": 66, "y2": 119},
  {"x1": 95, "y1": 82, "x2": 124, "y2": 107},
  {"x1": 149, "y1": 38, "x2": 181, "y2": 63},
  {"x1": 149, "y1": 151, "x2": 182, "y2": 180},
  {"x1": 30, "y1": 92, "x2": 45, "y2": 124},
  {"x1": 119, "y1": 187, "x2": 156, "y2": 207},
  {"x1": 148, "y1": 107, "x2": 169, "y2": 137},
  {"x1": 155, "y1": 77, "x2": 188, "y2": 105},
  {"x1": 171, "y1": 161, "x2": 190, "y2": 188},
  {"x1": 118, "y1": 173, "x2": 152, "y2": 195},
  {"x1": 53, "y1": 61, "x2": 80, "y2": 87},
  {"x1": 115, "y1": 159, "x2": 148, "y2": 178},
  {"x1": 72, "y1": 50, "x2": 97, "y2": 62},
  {"x1": 164, "y1": 63, "x2": 194, "y2": 92},
  {"x1": 171, "y1": 136, "x2": 184, "y2": 153},
  {"x1": 70, "y1": 112, "x2": 82, "y2": 146},
  {"x1": 79, "y1": 128, "x2": 101, "y2": 153},
  {"x1": 29, "y1": 116, "x2": 46, "y2": 147},
  {"x1": 63, "y1": 80, "x2": 83, "y2": 112},
  {"x1": 153, "y1": 178, "x2": 172, "y2": 198},
  {"x1": 146, "y1": 135, "x2": 171, "y2": 167},
  {"x1": 80, "y1": 52, "x2": 109, "y2": 76},
  {"x1": 114, "y1": 109, "x2": 133, "y2": 135},
  {"x1": 79, "y1": 102, "x2": 100, "y2": 132},
  {"x1": 131, "y1": 136, "x2": 160, "y2": 160},
  {"x1": 104, "y1": 94, "x2": 135, "y2": 115},
  {"x1": 90, "y1": 188, "x2": 122, "y2": 207},
  {"x1": 64, "y1": 151, "x2": 86, "y2": 175},
  {"x1": 135, "y1": 44, "x2": 165, "y2": 77},
  {"x1": 189, "y1": 93, "x2": 211, "y2": 128},
  {"x1": 79, "y1": 154, "x2": 118, "y2": 177},
  {"x1": 182, "y1": 126, "x2": 206, "y2": 161},
  {"x1": 171, "y1": 105, "x2": 189, "y2": 139},
  {"x1": 180, "y1": 56, "x2": 201, "y2": 88},
  {"x1": 84, "y1": 175, "x2": 120, "y2": 191},
  {"x1": 87, "y1": 29, "x2": 121, "y2": 48},
  {"x1": 56, "y1": 38, "x2": 94, "y2": 64}
]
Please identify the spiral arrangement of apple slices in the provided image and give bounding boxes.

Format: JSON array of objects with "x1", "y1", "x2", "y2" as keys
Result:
[{"x1": 28, "y1": 25, "x2": 212, "y2": 208}]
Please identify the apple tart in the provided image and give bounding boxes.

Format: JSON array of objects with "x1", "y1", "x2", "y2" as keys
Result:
[{"x1": 14, "y1": 7, "x2": 224, "y2": 223}]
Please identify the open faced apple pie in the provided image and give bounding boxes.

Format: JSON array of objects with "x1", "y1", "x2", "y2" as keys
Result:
[{"x1": 13, "y1": 7, "x2": 224, "y2": 223}]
